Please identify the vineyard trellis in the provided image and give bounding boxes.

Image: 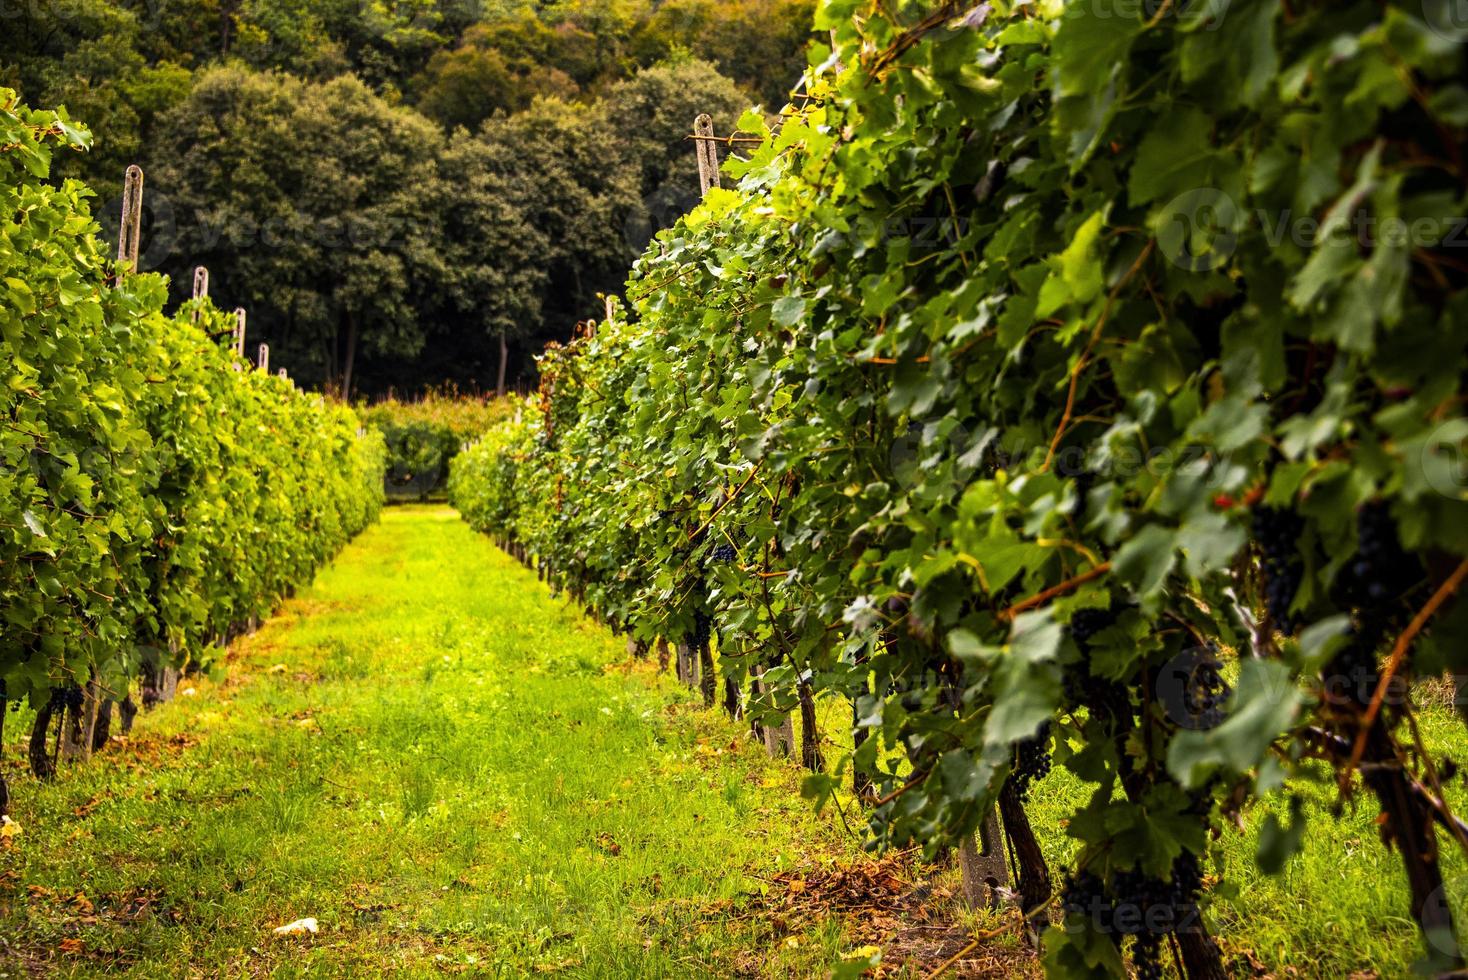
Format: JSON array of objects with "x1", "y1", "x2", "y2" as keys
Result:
[
  {"x1": 0, "y1": 90, "x2": 386, "y2": 809},
  {"x1": 449, "y1": 2, "x2": 1468, "y2": 977}
]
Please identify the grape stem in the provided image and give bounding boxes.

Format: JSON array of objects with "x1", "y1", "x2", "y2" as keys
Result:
[
  {"x1": 997, "y1": 561, "x2": 1112, "y2": 621},
  {"x1": 1339, "y1": 557, "x2": 1468, "y2": 792}
]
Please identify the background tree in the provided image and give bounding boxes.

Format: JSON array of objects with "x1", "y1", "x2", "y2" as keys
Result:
[
  {"x1": 152, "y1": 67, "x2": 443, "y2": 396},
  {"x1": 433, "y1": 136, "x2": 549, "y2": 396}
]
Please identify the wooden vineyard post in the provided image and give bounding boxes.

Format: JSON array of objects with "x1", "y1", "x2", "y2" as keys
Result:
[
  {"x1": 192, "y1": 266, "x2": 209, "y2": 324},
  {"x1": 277, "y1": 368, "x2": 289, "y2": 383},
  {"x1": 257, "y1": 343, "x2": 270, "y2": 373},
  {"x1": 752, "y1": 664, "x2": 792, "y2": 758},
  {"x1": 676, "y1": 640, "x2": 693, "y2": 686},
  {"x1": 117, "y1": 165, "x2": 144, "y2": 275},
  {"x1": 694, "y1": 114, "x2": 721, "y2": 197},
  {"x1": 797, "y1": 677, "x2": 823, "y2": 772},
  {"x1": 959, "y1": 812, "x2": 1010, "y2": 911},
  {"x1": 698, "y1": 639, "x2": 716, "y2": 707},
  {"x1": 233, "y1": 308, "x2": 247, "y2": 371}
]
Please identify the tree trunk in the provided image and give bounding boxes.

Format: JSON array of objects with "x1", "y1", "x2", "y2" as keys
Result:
[
  {"x1": 28, "y1": 694, "x2": 57, "y2": 780},
  {"x1": 852, "y1": 683, "x2": 872, "y2": 800},
  {"x1": 0, "y1": 694, "x2": 8, "y2": 816},
  {"x1": 656, "y1": 637, "x2": 671, "y2": 673},
  {"x1": 118, "y1": 695, "x2": 138, "y2": 735},
  {"x1": 723, "y1": 674, "x2": 741, "y2": 719},
  {"x1": 1176, "y1": 931, "x2": 1230, "y2": 980},
  {"x1": 1363, "y1": 720, "x2": 1461, "y2": 971},
  {"x1": 998, "y1": 780, "x2": 1051, "y2": 945},
  {"x1": 59, "y1": 688, "x2": 89, "y2": 764},
  {"x1": 341, "y1": 310, "x2": 360, "y2": 402},
  {"x1": 496, "y1": 332, "x2": 509, "y2": 398},
  {"x1": 92, "y1": 697, "x2": 113, "y2": 751},
  {"x1": 798, "y1": 680, "x2": 823, "y2": 772}
]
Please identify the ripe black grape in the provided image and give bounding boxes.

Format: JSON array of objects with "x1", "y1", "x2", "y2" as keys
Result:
[
  {"x1": 1069, "y1": 606, "x2": 1118, "y2": 646},
  {"x1": 691, "y1": 611, "x2": 712, "y2": 647},
  {"x1": 1334, "y1": 501, "x2": 1423, "y2": 628},
  {"x1": 1060, "y1": 869, "x2": 1109, "y2": 923},
  {"x1": 1132, "y1": 932, "x2": 1164, "y2": 980},
  {"x1": 1011, "y1": 722, "x2": 1052, "y2": 802},
  {"x1": 710, "y1": 543, "x2": 737, "y2": 564},
  {"x1": 1252, "y1": 506, "x2": 1304, "y2": 633}
]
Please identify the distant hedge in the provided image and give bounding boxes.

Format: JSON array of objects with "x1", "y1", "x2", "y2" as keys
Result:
[{"x1": 362, "y1": 393, "x2": 512, "y2": 501}]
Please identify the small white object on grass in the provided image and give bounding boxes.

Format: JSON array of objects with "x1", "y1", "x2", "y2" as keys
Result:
[{"x1": 273, "y1": 917, "x2": 319, "y2": 936}]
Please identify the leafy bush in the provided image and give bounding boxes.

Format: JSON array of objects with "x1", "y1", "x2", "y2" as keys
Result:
[
  {"x1": 451, "y1": 2, "x2": 1468, "y2": 975},
  {"x1": 362, "y1": 393, "x2": 509, "y2": 500}
]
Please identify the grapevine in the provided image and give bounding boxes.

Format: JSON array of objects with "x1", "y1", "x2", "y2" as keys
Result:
[{"x1": 449, "y1": 2, "x2": 1468, "y2": 975}]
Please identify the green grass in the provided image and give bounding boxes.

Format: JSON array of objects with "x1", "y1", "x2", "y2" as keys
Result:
[
  {"x1": 5, "y1": 505, "x2": 1466, "y2": 978},
  {"x1": 0, "y1": 506, "x2": 868, "y2": 977}
]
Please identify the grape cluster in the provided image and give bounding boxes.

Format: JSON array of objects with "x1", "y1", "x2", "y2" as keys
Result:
[
  {"x1": 1252, "y1": 506, "x2": 1304, "y2": 633},
  {"x1": 1334, "y1": 502, "x2": 1423, "y2": 621},
  {"x1": 1069, "y1": 606, "x2": 1118, "y2": 645},
  {"x1": 1131, "y1": 933, "x2": 1164, "y2": 980},
  {"x1": 690, "y1": 611, "x2": 712, "y2": 647},
  {"x1": 709, "y1": 543, "x2": 737, "y2": 564},
  {"x1": 1062, "y1": 852, "x2": 1206, "y2": 977},
  {"x1": 1327, "y1": 626, "x2": 1380, "y2": 706},
  {"x1": 1182, "y1": 651, "x2": 1231, "y2": 730},
  {"x1": 1011, "y1": 723, "x2": 1053, "y2": 802},
  {"x1": 1060, "y1": 869, "x2": 1107, "y2": 922},
  {"x1": 1064, "y1": 606, "x2": 1134, "y2": 721}
]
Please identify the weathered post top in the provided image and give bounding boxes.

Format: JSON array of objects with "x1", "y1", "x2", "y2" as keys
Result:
[
  {"x1": 117, "y1": 165, "x2": 145, "y2": 274},
  {"x1": 694, "y1": 114, "x2": 721, "y2": 198}
]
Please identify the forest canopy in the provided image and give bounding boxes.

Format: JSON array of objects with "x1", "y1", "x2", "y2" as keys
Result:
[{"x1": 0, "y1": 0, "x2": 811, "y2": 395}]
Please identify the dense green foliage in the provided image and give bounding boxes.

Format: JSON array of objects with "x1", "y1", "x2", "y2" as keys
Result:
[
  {"x1": 451, "y1": 1, "x2": 1468, "y2": 975},
  {"x1": 0, "y1": 90, "x2": 384, "y2": 715},
  {"x1": 2, "y1": 0, "x2": 810, "y2": 395},
  {"x1": 362, "y1": 393, "x2": 509, "y2": 499}
]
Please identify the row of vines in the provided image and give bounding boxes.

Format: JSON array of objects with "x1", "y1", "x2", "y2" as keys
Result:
[
  {"x1": 1, "y1": 91, "x2": 387, "y2": 808},
  {"x1": 450, "y1": 0, "x2": 1468, "y2": 975}
]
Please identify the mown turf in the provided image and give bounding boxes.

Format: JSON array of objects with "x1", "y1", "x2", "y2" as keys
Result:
[{"x1": 0, "y1": 506, "x2": 869, "y2": 977}]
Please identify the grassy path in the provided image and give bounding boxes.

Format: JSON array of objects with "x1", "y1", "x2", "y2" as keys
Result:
[{"x1": 0, "y1": 506, "x2": 892, "y2": 977}]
